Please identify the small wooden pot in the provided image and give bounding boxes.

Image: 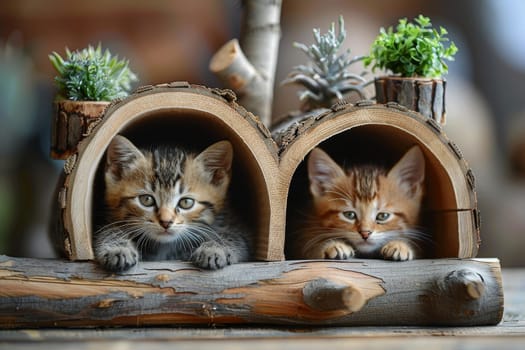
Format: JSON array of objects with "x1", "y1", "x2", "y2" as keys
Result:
[
  {"x1": 50, "y1": 99, "x2": 110, "y2": 159},
  {"x1": 374, "y1": 76, "x2": 446, "y2": 125}
]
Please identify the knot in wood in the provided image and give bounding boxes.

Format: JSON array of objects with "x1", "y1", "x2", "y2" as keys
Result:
[
  {"x1": 303, "y1": 278, "x2": 365, "y2": 313},
  {"x1": 444, "y1": 268, "x2": 485, "y2": 300}
]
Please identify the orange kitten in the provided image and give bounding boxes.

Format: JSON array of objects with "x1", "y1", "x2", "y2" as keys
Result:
[{"x1": 290, "y1": 146, "x2": 428, "y2": 261}]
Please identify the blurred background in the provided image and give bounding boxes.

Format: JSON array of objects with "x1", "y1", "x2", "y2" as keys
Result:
[{"x1": 1, "y1": 0, "x2": 524, "y2": 265}]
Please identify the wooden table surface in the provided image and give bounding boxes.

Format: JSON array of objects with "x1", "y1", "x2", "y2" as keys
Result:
[{"x1": 1, "y1": 268, "x2": 524, "y2": 350}]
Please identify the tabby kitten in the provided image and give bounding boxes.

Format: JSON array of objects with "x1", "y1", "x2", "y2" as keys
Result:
[
  {"x1": 94, "y1": 135, "x2": 251, "y2": 272},
  {"x1": 290, "y1": 146, "x2": 427, "y2": 261}
]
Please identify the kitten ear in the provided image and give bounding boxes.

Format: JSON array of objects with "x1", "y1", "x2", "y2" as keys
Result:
[
  {"x1": 307, "y1": 148, "x2": 345, "y2": 196},
  {"x1": 387, "y1": 146, "x2": 425, "y2": 197},
  {"x1": 195, "y1": 140, "x2": 233, "y2": 186},
  {"x1": 106, "y1": 135, "x2": 145, "y2": 178}
]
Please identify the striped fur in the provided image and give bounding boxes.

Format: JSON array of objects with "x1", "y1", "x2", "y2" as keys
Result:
[
  {"x1": 94, "y1": 135, "x2": 251, "y2": 272},
  {"x1": 290, "y1": 146, "x2": 429, "y2": 261}
]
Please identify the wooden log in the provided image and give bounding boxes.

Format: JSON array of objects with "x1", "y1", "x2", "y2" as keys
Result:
[
  {"x1": 52, "y1": 84, "x2": 280, "y2": 261},
  {"x1": 0, "y1": 256, "x2": 503, "y2": 327},
  {"x1": 278, "y1": 103, "x2": 480, "y2": 259},
  {"x1": 50, "y1": 84, "x2": 480, "y2": 262}
]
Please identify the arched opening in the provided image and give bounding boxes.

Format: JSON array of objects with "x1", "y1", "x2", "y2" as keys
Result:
[
  {"x1": 91, "y1": 110, "x2": 265, "y2": 258},
  {"x1": 63, "y1": 89, "x2": 273, "y2": 261},
  {"x1": 282, "y1": 111, "x2": 476, "y2": 260}
]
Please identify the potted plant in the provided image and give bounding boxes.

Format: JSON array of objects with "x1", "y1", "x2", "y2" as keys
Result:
[
  {"x1": 363, "y1": 15, "x2": 458, "y2": 124},
  {"x1": 281, "y1": 15, "x2": 371, "y2": 113},
  {"x1": 49, "y1": 44, "x2": 138, "y2": 159}
]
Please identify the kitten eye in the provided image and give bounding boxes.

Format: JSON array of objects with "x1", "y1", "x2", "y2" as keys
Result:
[
  {"x1": 178, "y1": 197, "x2": 195, "y2": 210},
  {"x1": 342, "y1": 211, "x2": 357, "y2": 221},
  {"x1": 138, "y1": 194, "x2": 156, "y2": 207},
  {"x1": 376, "y1": 212, "x2": 391, "y2": 222}
]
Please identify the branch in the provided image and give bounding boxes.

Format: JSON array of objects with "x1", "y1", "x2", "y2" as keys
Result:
[
  {"x1": 210, "y1": 0, "x2": 282, "y2": 127},
  {"x1": 0, "y1": 256, "x2": 504, "y2": 328},
  {"x1": 209, "y1": 39, "x2": 258, "y2": 94},
  {"x1": 303, "y1": 278, "x2": 366, "y2": 312}
]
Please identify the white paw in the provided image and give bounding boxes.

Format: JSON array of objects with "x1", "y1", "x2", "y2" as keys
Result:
[
  {"x1": 381, "y1": 241, "x2": 414, "y2": 261},
  {"x1": 98, "y1": 244, "x2": 139, "y2": 272},
  {"x1": 321, "y1": 240, "x2": 355, "y2": 260},
  {"x1": 191, "y1": 242, "x2": 237, "y2": 270}
]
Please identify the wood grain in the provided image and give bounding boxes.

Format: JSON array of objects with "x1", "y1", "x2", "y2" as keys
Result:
[
  {"x1": 0, "y1": 267, "x2": 522, "y2": 349},
  {"x1": 374, "y1": 77, "x2": 446, "y2": 124},
  {"x1": 0, "y1": 256, "x2": 503, "y2": 328},
  {"x1": 50, "y1": 84, "x2": 478, "y2": 264}
]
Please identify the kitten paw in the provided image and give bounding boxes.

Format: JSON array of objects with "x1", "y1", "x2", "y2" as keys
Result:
[
  {"x1": 98, "y1": 245, "x2": 139, "y2": 272},
  {"x1": 192, "y1": 242, "x2": 237, "y2": 270},
  {"x1": 381, "y1": 241, "x2": 414, "y2": 261},
  {"x1": 321, "y1": 240, "x2": 355, "y2": 260}
]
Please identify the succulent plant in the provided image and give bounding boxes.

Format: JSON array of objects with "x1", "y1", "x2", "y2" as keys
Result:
[
  {"x1": 364, "y1": 15, "x2": 458, "y2": 78},
  {"x1": 49, "y1": 44, "x2": 138, "y2": 101},
  {"x1": 282, "y1": 16, "x2": 371, "y2": 111}
]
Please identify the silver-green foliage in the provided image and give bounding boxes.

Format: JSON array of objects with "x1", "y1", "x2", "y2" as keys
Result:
[
  {"x1": 49, "y1": 44, "x2": 138, "y2": 101},
  {"x1": 283, "y1": 16, "x2": 369, "y2": 109}
]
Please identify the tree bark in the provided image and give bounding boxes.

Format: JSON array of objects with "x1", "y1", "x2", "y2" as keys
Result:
[
  {"x1": 0, "y1": 256, "x2": 503, "y2": 328},
  {"x1": 374, "y1": 77, "x2": 446, "y2": 125},
  {"x1": 210, "y1": 0, "x2": 281, "y2": 127},
  {"x1": 49, "y1": 85, "x2": 480, "y2": 263},
  {"x1": 51, "y1": 100, "x2": 109, "y2": 159}
]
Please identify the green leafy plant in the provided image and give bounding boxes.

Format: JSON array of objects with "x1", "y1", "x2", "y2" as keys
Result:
[
  {"x1": 282, "y1": 16, "x2": 370, "y2": 110},
  {"x1": 364, "y1": 15, "x2": 458, "y2": 78},
  {"x1": 49, "y1": 44, "x2": 138, "y2": 101}
]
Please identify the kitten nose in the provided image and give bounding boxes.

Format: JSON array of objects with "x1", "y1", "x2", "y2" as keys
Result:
[
  {"x1": 158, "y1": 207, "x2": 174, "y2": 229},
  {"x1": 359, "y1": 230, "x2": 372, "y2": 240},
  {"x1": 160, "y1": 220, "x2": 173, "y2": 229}
]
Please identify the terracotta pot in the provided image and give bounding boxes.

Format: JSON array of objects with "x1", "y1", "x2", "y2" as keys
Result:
[
  {"x1": 51, "y1": 99, "x2": 110, "y2": 159},
  {"x1": 374, "y1": 76, "x2": 446, "y2": 125}
]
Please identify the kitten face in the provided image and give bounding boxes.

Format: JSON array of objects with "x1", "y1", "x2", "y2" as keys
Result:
[
  {"x1": 104, "y1": 135, "x2": 232, "y2": 244},
  {"x1": 300, "y1": 146, "x2": 426, "y2": 259},
  {"x1": 95, "y1": 135, "x2": 251, "y2": 272}
]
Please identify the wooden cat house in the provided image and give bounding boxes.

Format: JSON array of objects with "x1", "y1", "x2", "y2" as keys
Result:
[{"x1": 0, "y1": 83, "x2": 503, "y2": 328}]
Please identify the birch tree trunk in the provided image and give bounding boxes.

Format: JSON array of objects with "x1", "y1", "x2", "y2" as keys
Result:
[{"x1": 210, "y1": 0, "x2": 281, "y2": 127}]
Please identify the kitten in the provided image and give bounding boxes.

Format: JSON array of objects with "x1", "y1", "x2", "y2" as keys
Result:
[
  {"x1": 290, "y1": 146, "x2": 428, "y2": 261},
  {"x1": 94, "y1": 135, "x2": 251, "y2": 272}
]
